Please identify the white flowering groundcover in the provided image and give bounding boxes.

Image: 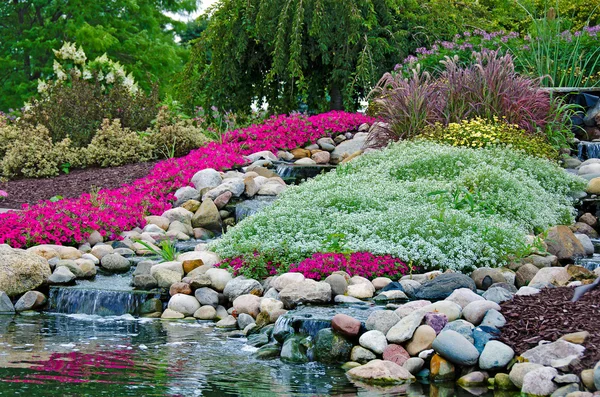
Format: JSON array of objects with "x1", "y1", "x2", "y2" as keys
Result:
[{"x1": 213, "y1": 141, "x2": 585, "y2": 272}]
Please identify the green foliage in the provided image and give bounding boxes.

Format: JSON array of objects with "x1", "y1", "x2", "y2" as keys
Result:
[
  {"x1": 419, "y1": 117, "x2": 559, "y2": 159},
  {"x1": 178, "y1": 0, "x2": 501, "y2": 113},
  {"x1": 84, "y1": 119, "x2": 155, "y2": 168},
  {"x1": 147, "y1": 107, "x2": 210, "y2": 158},
  {"x1": 0, "y1": 124, "x2": 80, "y2": 178},
  {"x1": 212, "y1": 141, "x2": 585, "y2": 271},
  {"x1": 512, "y1": 7, "x2": 600, "y2": 88},
  {"x1": 0, "y1": 0, "x2": 197, "y2": 110},
  {"x1": 135, "y1": 239, "x2": 179, "y2": 262}
]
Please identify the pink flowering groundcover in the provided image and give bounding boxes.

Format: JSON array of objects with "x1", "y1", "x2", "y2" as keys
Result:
[{"x1": 0, "y1": 112, "x2": 373, "y2": 248}]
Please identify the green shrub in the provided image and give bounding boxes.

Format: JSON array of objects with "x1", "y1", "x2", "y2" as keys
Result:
[
  {"x1": 146, "y1": 107, "x2": 210, "y2": 158},
  {"x1": 0, "y1": 124, "x2": 79, "y2": 178},
  {"x1": 84, "y1": 119, "x2": 154, "y2": 167},
  {"x1": 212, "y1": 141, "x2": 585, "y2": 272},
  {"x1": 419, "y1": 117, "x2": 559, "y2": 159}
]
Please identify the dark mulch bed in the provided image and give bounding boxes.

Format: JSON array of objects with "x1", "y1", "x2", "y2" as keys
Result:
[
  {"x1": 0, "y1": 161, "x2": 158, "y2": 209},
  {"x1": 499, "y1": 286, "x2": 600, "y2": 372}
]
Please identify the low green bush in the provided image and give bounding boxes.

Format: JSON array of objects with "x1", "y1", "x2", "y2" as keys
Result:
[
  {"x1": 147, "y1": 107, "x2": 210, "y2": 158},
  {"x1": 84, "y1": 119, "x2": 155, "y2": 167},
  {"x1": 0, "y1": 124, "x2": 78, "y2": 178},
  {"x1": 212, "y1": 141, "x2": 585, "y2": 272}
]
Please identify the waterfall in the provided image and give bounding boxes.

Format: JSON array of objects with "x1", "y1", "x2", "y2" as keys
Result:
[
  {"x1": 235, "y1": 196, "x2": 276, "y2": 222},
  {"x1": 273, "y1": 312, "x2": 331, "y2": 340},
  {"x1": 577, "y1": 141, "x2": 600, "y2": 161},
  {"x1": 273, "y1": 162, "x2": 337, "y2": 184},
  {"x1": 48, "y1": 287, "x2": 160, "y2": 316}
]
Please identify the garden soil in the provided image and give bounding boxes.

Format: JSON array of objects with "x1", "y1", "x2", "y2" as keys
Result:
[
  {"x1": 500, "y1": 285, "x2": 600, "y2": 372},
  {"x1": 0, "y1": 161, "x2": 157, "y2": 209}
]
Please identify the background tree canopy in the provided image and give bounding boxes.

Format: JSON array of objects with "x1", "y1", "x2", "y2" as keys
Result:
[
  {"x1": 177, "y1": 0, "x2": 599, "y2": 114},
  {"x1": 0, "y1": 0, "x2": 198, "y2": 110},
  {"x1": 178, "y1": 0, "x2": 504, "y2": 114}
]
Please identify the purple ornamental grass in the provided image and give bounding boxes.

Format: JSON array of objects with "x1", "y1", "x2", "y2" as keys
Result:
[{"x1": 368, "y1": 50, "x2": 553, "y2": 146}]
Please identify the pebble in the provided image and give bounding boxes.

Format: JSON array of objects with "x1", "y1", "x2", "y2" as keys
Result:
[{"x1": 359, "y1": 330, "x2": 388, "y2": 354}]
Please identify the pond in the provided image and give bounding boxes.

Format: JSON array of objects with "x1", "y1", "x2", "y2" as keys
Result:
[{"x1": 0, "y1": 313, "x2": 504, "y2": 396}]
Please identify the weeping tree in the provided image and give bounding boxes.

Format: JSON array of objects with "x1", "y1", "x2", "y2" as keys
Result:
[{"x1": 178, "y1": 0, "x2": 498, "y2": 113}]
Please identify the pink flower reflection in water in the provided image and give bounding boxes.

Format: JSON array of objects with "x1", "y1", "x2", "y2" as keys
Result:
[{"x1": 1, "y1": 350, "x2": 137, "y2": 385}]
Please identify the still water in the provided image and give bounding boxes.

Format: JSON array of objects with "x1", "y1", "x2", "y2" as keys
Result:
[{"x1": 0, "y1": 314, "x2": 499, "y2": 396}]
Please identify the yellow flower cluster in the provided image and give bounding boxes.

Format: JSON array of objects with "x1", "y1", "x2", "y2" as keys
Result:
[{"x1": 419, "y1": 117, "x2": 558, "y2": 159}]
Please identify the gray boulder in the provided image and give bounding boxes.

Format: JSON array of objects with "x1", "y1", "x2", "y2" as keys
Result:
[
  {"x1": 48, "y1": 266, "x2": 76, "y2": 284},
  {"x1": 521, "y1": 340, "x2": 585, "y2": 366},
  {"x1": 223, "y1": 277, "x2": 263, "y2": 301},
  {"x1": 431, "y1": 330, "x2": 480, "y2": 366},
  {"x1": 191, "y1": 168, "x2": 222, "y2": 191},
  {"x1": 414, "y1": 273, "x2": 476, "y2": 300},
  {"x1": 0, "y1": 291, "x2": 15, "y2": 313},
  {"x1": 194, "y1": 287, "x2": 219, "y2": 307},
  {"x1": 100, "y1": 253, "x2": 131, "y2": 272}
]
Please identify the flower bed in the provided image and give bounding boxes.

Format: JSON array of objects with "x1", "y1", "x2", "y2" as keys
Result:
[
  {"x1": 0, "y1": 111, "x2": 373, "y2": 248},
  {"x1": 288, "y1": 252, "x2": 411, "y2": 281}
]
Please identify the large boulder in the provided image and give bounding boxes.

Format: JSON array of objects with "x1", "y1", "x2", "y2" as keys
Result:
[
  {"x1": 314, "y1": 328, "x2": 353, "y2": 363},
  {"x1": 191, "y1": 168, "x2": 222, "y2": 192},
  {"x1": 431, "y1": 330, "x2": 480, "y2": 366},
  {"x1": 167, "y1": 294, "x2": 200, "y2": 316},
  {"x1": 279, "y1": 279, "x2": 331, "y2": 309},
  {"x1": 544, "y1": 226, "x2": 586, "y2": 263},
  {"x1": 521, "y1": 339, "x2": 585, "y2": 366},
  {"x1": 100, "y1": 253, "x2": 131, "y2": 272},
  {"x1": 233, "y1": 294, "x2": 262, "y2": 318},
  {"x1": 191, "y1": 198, "x2": 222, "y2": 233},
  {"x1": 223, "y1": 277, "x2": 263, "y2": 301},
  {"x1": 414, "y1": 273, "x2": 476, "y2": 300},
  {"x1": 346, "y1": 359, "x2": 415, "y2": 385},
  {"x1": 0, "y1": 246, "x2": 51, "y2": 296}
]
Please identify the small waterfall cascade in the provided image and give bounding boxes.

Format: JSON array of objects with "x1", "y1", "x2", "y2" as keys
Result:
[
  {"x1": 272, "y1": 304, "x2": 375, "y2": 340},
  {"x1": 273, "y1": 313, "x2": 332, "y2": 340},
  {"x1": 274, "y1": 162, "x2": 337, "y2": 184},
  {"x1": 47, "y1": 287, "x2": 160, "y2": 316},
  {"x1": 577, "y1": 141, "x2": 600, "y2": 161},
  {"x1": 47, "y1": 268, "x2": 160, "y2": 316},
  {"x1": 235, "y1": 196, "x2": 276, "y2": 222}
]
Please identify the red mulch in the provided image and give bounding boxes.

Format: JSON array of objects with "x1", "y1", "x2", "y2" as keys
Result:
[
  {"x1": 0, "y1": 161, "x2": 158, "y2": 209},
  {"x1": 499, "y1": 286, "x2": 600, "y2": 372}
]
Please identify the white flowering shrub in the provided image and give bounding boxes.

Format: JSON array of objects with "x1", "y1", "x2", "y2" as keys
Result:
[
  {"x1": 42, "y1": 42, "x2": 139, "y2": 95},
  {"x1": 22, "y1": 42, "x2": 159, "y2": 147},
  {"x1": 212, "y1": 141, "x2": 586, "y2": 272}
]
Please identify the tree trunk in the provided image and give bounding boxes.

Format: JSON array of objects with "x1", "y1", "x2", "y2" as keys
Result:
[{"x1": 329, "y1": 86, "x2": 344, "y2": 111}]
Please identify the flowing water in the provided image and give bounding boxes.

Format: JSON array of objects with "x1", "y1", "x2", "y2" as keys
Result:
[{"x1": 578, "y1": 141, "x2": 600, "y2": 160}]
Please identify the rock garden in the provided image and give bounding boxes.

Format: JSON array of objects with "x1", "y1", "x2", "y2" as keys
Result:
[{"x1": 1, "y1": 3, "x2": 600, "y2": 396}]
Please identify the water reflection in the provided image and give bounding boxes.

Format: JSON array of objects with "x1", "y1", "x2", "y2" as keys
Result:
[{"x1": 0, "y1": 314, "x2": 509, "y2": 396}]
